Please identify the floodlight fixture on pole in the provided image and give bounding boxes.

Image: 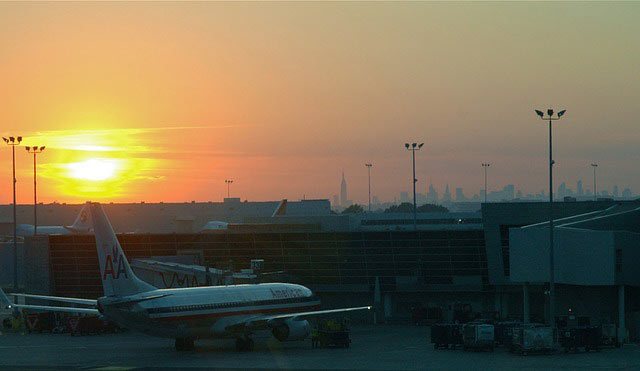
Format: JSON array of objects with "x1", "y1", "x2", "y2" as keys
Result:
[
  {"x1": 482, "y1": 163, "x2": 490, "y2": 203},
  {"x1": 405, "y1": 142, "x2": 424, "y2": 231},
  {"x1": 4, "y1": 135, "x2": 22, "y2": 297},
  {"x1": 26, "y1": 146, "x2": 46, "y2": 236},
  {"x1": 365, "y1": 163, "x2": 373, "y2": 212},
  {"x1": 534, "y1": 107, "x2": 566, "y2": 332},
  {"x1": 591, "y1": 163, "x2": 598, "y2": 201},
  {"x1": 225, "y1": 179, "x2": 233, "y2": 198}
]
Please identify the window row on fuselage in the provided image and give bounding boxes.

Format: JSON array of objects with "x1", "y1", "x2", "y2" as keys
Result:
[{"x1": 147, "y1": 294, "x2": 319, "y2": 315}]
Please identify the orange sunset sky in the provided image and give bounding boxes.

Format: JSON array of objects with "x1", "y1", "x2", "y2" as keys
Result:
[{"x1": 1, "y1": 2, "x2": 639, "y2": 205}]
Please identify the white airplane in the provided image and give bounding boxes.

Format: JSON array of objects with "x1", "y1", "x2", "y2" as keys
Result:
[
  {"x1": 1, "y1": 202, "x2": 369, "y2": 351},
  {"x1": 15, "y1": 202, "x2": 92, "y2": 236},
  {"x1": 201, "y1": 199, "x2": 288, "y2": 232}
]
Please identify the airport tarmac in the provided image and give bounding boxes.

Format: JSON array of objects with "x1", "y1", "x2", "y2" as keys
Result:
[{"x1": 0, "y1": 324, "x2": 639, "y2": 370}]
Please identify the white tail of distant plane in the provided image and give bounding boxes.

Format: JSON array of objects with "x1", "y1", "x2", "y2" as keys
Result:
[
  {"x1": 65, "y1": 202, "x2": 92, "y2": 233},
  {"x1": 89, "y1": 202, "x2": 155, "y2": 297},
  {"x1": 271, "y1": 199, "x2": 287, "y2": 217}
]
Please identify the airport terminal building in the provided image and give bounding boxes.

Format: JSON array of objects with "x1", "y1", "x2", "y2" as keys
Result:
[{"x1": 2, "y1": 199, "x2": 639, "y2": 342}]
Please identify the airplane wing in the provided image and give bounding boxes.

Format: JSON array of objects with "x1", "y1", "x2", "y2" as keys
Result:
[
  {"x1": 5, "y1": 303, "x2": 100, "y2": 315},
  {"x1": 9, "y1": 293, "x2": 97, "y2": 306},
  {"x1": 263, "y1": 306, "x2": 371, "y2": 322},
  {"x1": 1, "y1": 287, "x2": 99, "y2": 314},
  {"x1": 225, "y1": 306, "x2": 371, "y2": 332}
]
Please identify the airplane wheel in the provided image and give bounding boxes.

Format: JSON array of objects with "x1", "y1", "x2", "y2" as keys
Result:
[
  {"x1": 175, "y1": 338, "x2": 185, "y2": 351},
  {"x1": 236, "y1": 338, "x2": 245, "y2": 351},
  {"x1": 245, "y1": 338, "x2": 254, "y2": 351},
  {"x1": 185, "y1": 337, "x2": 195, "y2": 351}
]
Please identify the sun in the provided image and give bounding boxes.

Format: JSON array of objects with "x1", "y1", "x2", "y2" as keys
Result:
[{"x1": 66, "y1": 158, "x2": 120, "y2": 181}]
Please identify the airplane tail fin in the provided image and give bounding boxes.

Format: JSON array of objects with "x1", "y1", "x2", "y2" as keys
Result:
[
  {"x1": 89, "y1": 202, "x2": 155, "y2": 297},
  {"x1": 66, "y1": 202, "x2": 92, "y2": 233},
  {"x1": 271, "y1": 199, "x2": 287, "y2": 217}
]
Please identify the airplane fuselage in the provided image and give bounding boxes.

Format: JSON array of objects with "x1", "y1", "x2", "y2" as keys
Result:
[
  {"x1": 98, "y1": 283, "x2": 320, "y2": 339},
  {"x1": 16, "y1": 224, "x2": 73, "y2": 236}
]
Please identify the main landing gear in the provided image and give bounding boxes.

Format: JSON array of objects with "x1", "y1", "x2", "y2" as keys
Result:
[
  {"x1": 175, "y1": 337, "x2": 195, "y2": 351},
  {"x1": 236, "y1": 337, "x2": 255, "y2": 352}
]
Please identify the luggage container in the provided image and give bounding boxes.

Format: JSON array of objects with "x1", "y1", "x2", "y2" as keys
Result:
[
  {"x1": 463, "y1": 323, "x2": 494, "y2": 351},
  {"x1": 511, "y1": 324, "x2": 553, "y2": 355}
]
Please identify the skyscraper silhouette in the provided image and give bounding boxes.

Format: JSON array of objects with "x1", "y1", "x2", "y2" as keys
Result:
[{"x1": 340, "y1": 171, "x2": 348, "y2": 207}]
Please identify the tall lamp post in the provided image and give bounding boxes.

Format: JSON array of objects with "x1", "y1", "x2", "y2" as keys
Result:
[
  {"x1": 405, "y1": 142, "x2": 424, "y2": 231},
  {"x1": 534, "y1": 108, "x2": 566, "y2": 331},
  {"x1": 225, "y1": 179, "x2": 233, "y2": 198},
  {"x1": 591, "y1": 163, "x2": 598, "y2": 201},
  {"x1": 365, "y1": 163, "x2": 372, "y2": 212},
  {"x1": 25, "y1": 146, "x2": 45, "y2": 235},
  {"x1": 3, "y1": 136, "x2": 22, "y2": 295},
  {"x1": 482, "y1": 163, "x2": 490, "y2": 203}
]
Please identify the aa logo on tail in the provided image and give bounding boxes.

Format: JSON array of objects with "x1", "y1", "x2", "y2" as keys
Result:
[{"x1": 102, "y1": 243, "x2": 129, "y2": 280}]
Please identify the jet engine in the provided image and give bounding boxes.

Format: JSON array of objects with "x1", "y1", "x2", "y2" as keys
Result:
[{"x1": 272, "y1": 318, "x2": 311, "y2": 341}]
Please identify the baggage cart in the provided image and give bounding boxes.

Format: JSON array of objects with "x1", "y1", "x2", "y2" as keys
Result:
[
  {"x1": 511, "y1": 324, "x2": 553, "y2": 355},
  {"x1": 463, "y1": 323, "x2": 494, "y2": 351},
  {"x1": 559, "y1": 326, "x2": 601, "y2": 353},
  {"x1": 317, "y1": 319, "x2": 351, "y2": 348},
  {"x1": 495, "y1": 321, "x2": 521, "y2": 348},
  {"x1": 430, "y1": 324, "x2": 463, "y2": 350},
  {"x1": 318, "y1": 329, "x2": 350, "y2": 348},
  {"x1": 600, "y1": 324, "x2": 620, "y2": 348}
]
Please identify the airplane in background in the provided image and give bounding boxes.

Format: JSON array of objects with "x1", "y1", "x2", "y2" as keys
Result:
[
  {"x1": 15, "y1": 202, "x2": 92, "y2": 236},
  {"x1": 1, "y1": 202, "x2": 369, "y2": 352},
  {"x1": 200, "y1": 199, "x2": 288, "y2": 232}
]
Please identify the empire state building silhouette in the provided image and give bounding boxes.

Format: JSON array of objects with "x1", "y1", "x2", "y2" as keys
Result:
[{"x1": 340, "y1": 171, "x2": 348, "y2": 207}]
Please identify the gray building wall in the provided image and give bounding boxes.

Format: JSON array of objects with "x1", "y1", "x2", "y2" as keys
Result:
[
  {"x1": 510, "y1": 228, "x2": 615, "y2": 285},
  {"x1": 0, "y1": 242, "x2": 23, "y2": 290},
  {"x1": 481, "y1": 200, "x2": 640, "y2": 285}
]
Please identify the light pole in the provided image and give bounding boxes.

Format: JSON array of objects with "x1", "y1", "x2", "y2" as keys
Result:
[
  {"x1": 405, "y1": 142, "x2": 424, "y2": 231},
  {"x1": 591, "y1": 163, "x2": 598, "y2": 201},
  {"x1": 25, "y1": 146, "x2": 45, "y2": 235},
  {"x1": 225, "y1": 179, "x2": 233, "y2": 198},
  {"x1": 3, "y1": 136, "x2": 22, "y2": 295},
  {"x1": 534, "y1": 108, "x2": 566, "y2": 331},
  {"x1": 482, "y1": 163, "x2": 490, "y2": 203},
  {"x1": 365, "y1": 163, "x2": 372, "y2": 212}
]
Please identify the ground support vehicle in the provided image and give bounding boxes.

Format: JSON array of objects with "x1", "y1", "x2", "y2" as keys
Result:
[
  {"x1": 495, "y1": 321, "x2": 521, "y2": 348},
  {"x1": 317, "y1": 319, "x2": 351, "y2": 348},
  {"x1": 510, "y1": 324, "x2": 553, "y2": 355},
  {"x1": 600, "y1": 324, "x2": 621, "y2": 348},
  {"x1": 559, "y1": 326, "x2": 602, "y2": 353},
  {"x1": 462, "y1": 323, "x2": 494, "y2": 352},
  {"x1": 430, "y1": 324, "x2": 463, "y2": 350}
]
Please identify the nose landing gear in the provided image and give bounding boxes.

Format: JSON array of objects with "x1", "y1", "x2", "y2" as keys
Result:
[{"x1": 175, "y1": 337, "x2": 195, "y2": 351}]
